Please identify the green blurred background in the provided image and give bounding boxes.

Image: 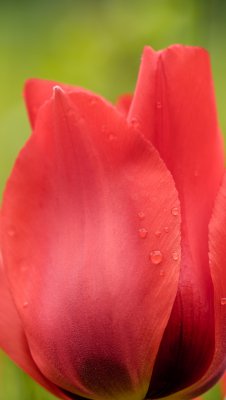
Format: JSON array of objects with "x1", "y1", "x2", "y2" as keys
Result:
[{"x1": 0, "y1": 0, "x2": 226, "y2": 399}]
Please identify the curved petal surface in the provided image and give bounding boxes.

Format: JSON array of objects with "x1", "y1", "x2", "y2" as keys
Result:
[
  {"x1": 130, "y1": 46, "x2": 225, "y2": 396},
  {"x1": 1, "y1": 89, "x2": 181, "y2": 400},
  {"x1": 24, "y1": 78, "x2": 92, "y2": 129},
  {"x1": 116, "y1": 94, "x2": 133, "y2": 116},
  {"x1": 161, "y1": 172, "x2": 226, "y2": 400},
  {"x1": 0, "y1": 247, "x2": 71, "y2": 400}
]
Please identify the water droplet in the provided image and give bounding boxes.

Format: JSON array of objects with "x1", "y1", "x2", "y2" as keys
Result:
[
  {"x1": 130, "y1": 117, "x2": 140, "y2": 129},
  {"x1": 155, "y1": 230, "x2": 161, "y2": 237},
  {"x1": 171, "y1": 207, "x2": 179, "y2": 216},
  {"x1": 221, "y1": 298, "x2": 226, "y2": 305},
  {"x1": 149, "y1": 250, "x2": 163, "y2": 265},
  {"x1": 156, "y1": 101, "x2": 162, "y2": 109},
  {"x1": 138, "y1": 211, "x2": 145, "y2": 219},
  {"x1": 108, "y1": 133, "x2": 117, "y2": 141},
  {"x1": 138, "y1": 228, "x2": 148, "y2": 239},
  {"x1": 164, "y1": 226, "x2": 169, "y2": 233},
  {"x1": 7, "y1": 227, "x2": 16, "y2": 237},
  {"x1": 160, "y1": 269, "x2": 165, "y2": 276},
  {"x1": 172, "y1": 251, "x2": 179, "y2": 261},
  {"x1": 23, "y1": 302, "x2": 28, "y2": 308}
]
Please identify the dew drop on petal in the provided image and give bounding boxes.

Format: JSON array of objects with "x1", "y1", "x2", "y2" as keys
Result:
[
  {"x1": 164, "y1": 226, "x2": 169, "y2": 233},
  {"x1": 171, "y1": 207, "x2": 179, "y2": 216},
  {"x1": 130, "y1": 117, "x2": 140, "y2": 129},
  {"x1": 156, "y1": 101, "x2": 162, "y2": 109},
  {"x1": 138, "y1": 211, "x2": 145, "y2": 219},
  {"x1": 221, "y1": 298, "x2": 226, "y2": 305},
  {"x1": 23, "y1": 302, "x2": 28, "y2": 308},
  {"x1": 160, "y1": 269, "x2": 165, "y2": 276},
  {"x1": 108, "y1": 133, "x2": 117, "y2": 141},
  {"x1": 155, "y1": 230, "x2": 161, "y2": 237},
  {"x1": 138, "y1": 228, "x2": 148, "y2": 239},
  {"x1": 172, "y1": 252, "x2": 179, "y2": 261},
  {"x1": 149, "y1": 250, "x2": 163, "y2": 265}
]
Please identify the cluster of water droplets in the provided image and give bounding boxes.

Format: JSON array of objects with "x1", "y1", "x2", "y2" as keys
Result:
[{"x1": 137, "y1": 206, "x2": 180, "y2": 269}]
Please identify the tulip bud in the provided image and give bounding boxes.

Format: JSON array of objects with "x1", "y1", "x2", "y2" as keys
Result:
[{"x1": 0, "y1": 45, "x2": 226, "y2": 400}]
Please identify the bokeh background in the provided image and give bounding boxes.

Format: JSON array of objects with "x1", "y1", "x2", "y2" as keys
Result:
[{"x1": 0, "y1": 0, "x2": 226, "y2": 399}]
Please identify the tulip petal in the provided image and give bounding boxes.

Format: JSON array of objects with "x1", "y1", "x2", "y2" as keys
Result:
[
  {"x1": 2, "y1": 89, "x2": 181, "y2": 400},
  {"x1": 116, "y1": 94, "x2": 133, "y2": 116},
  {"x1": 188, "y1": 172, "x2": 226, "y2": 397},
  {"x1": 128, "y1": 47, "x2": 158, "y2": 140},
  {"x1": 130, "y1": 46, "x2": 225, "y2": 396},
  {"x1": 159, "y1": 172, "x2": 226, "y2": 400},
  {"x1": 0, "y1": 247, "x2": 73, "y2": 400},
  {"x1": 24, "y1": 79, "x2": 92, "y2": 129}
]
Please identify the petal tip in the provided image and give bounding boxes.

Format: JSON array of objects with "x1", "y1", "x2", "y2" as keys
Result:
[
  {"x1": 23, "y1": 78, "x2": 41, "y2": 98},
  {"x1": 52, "y1": 85, "x2": 69, "y2": 111},
  {"x1": 142, "y1": 45, "x2": 155, "y2": 59},
  {"x1": 53, "y1": 85, "x2": 65, "y2": 95},
  {"x1": 163, "y1": 44, "x2": 210, "y2": 61}
]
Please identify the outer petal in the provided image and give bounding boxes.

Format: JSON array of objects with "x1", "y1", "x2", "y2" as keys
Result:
[
  {"x1": 0, "y1": 247, "x2": 71, "y2": 400},
  {"x1": 1, "y1": 89, "x2": 181, "y2": 400},
  {"x1": 179, "y1": 172, "x2": 226, "y2": 399},
  {"x1": 130, "y1": 46, "x2": 225, "y2": 396},
  {"x1": 128, "y1": 47, "x2": 158, "y2": 139},
  {"x1": 24, "y1": 78, "x2": 92, "y2": 129}
]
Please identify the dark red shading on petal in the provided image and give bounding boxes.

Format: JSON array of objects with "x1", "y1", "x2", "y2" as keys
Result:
[
  {"x1": 0, "y1": 248, "x2": 71, "y2": 400},
  {"x1": 2, "y1": 88, "x2": 181, "y2": 400},
  {"x1": 116, "y1": 94, "x2": 133, "y2": 116},
  {"x1": 162, "y1": 172, "x2": 226, "y2": 400},
  {"x1": 24, "y1": 79, "x2": 92, "y2": 129},
  {"x1": 130, "y1": 46, "x2": 225, "y2": 397}
]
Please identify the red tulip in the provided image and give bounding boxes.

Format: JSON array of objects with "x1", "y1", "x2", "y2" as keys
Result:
[{"x1": 0, "y1": 45, "x2": 226, "y2": 400}]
